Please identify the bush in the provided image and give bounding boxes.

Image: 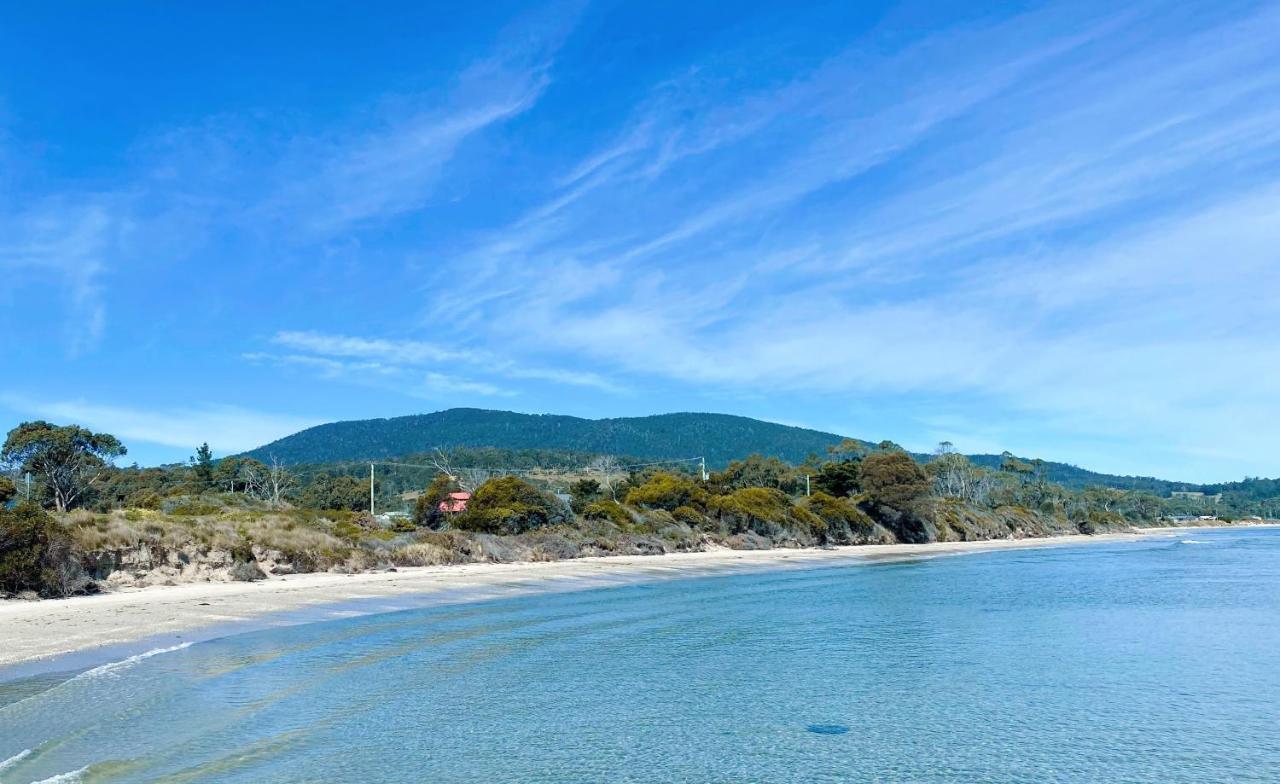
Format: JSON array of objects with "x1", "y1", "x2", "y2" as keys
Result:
[
  {"x1": 166, "y1": 498, "x2": 222, "y2": 516},
  {"x1": 126, "y1": 490, "x2": 163, "y2": 510},
  {"x1": 671, "y1": 505, "x2": 706, "y2": 527},
  {"x1": 709, "y1": 488, "x2": 824, "y2": 538},
  {"x1": 859, "y1": 451, "x2": 930, "y2": 512},
  {"x1": 453, "y1": 476, "x2": 568, "y2": 535},
  {"x1": 412, "y1": 473, "x2": 460, "y2": 529},
  {"x1": 581, "y1": 500, "x2": 631, "y2": 527},
  {"x1": 568, "y1": 478, "x2": 603, "y2": 512},
  {"x1": 801, "y1": 492, "x2": 880, "y2": 544},
  {"x1": 624, "y1": 472, "x2": 708, "y2": 512},
  {"x1": 0, "y1": 502, "x2": 90, "y2": 597},
  {"x1": 0, "y1": 476, "x2": 15, "y2": 505}
]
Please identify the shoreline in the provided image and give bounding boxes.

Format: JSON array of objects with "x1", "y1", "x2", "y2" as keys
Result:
[{"x1": 0, "y1": 526, "x2": 1256, "y2": 677}]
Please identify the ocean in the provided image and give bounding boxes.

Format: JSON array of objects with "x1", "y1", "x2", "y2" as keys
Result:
[{"x1": 2, "y1": 527, "x2": 1277, "y2": 782}]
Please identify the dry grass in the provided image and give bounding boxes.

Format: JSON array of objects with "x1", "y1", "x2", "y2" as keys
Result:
[{"x1": 63, "y1": 508, "x2": 350, "y2": 561}]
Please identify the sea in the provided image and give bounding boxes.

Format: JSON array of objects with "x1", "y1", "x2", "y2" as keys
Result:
[{"x1": 1, "y1": 526, "x2": 1277, "y2": 783}]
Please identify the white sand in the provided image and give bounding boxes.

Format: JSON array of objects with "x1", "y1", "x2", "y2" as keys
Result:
[{"x1": 0, "y1": 531, "x2": 1189, "y2": 670}]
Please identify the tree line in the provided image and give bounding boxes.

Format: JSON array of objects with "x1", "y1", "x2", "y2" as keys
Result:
[{"x1": 4, "y1": 421, "x2": 1277, "y2": 526}]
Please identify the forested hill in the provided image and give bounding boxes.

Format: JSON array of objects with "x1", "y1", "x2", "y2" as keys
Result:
[
  {"x1": 242, "y1": 409, "x2": 847, "y2": 468},
  {"x1": 241, "y1": 408, "x2": 1205, "y2": 493}
]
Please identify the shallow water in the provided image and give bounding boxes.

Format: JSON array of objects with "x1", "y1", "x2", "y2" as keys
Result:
[{"x1": 2, "y1": 528, "x2": 1278, "y2": 783}]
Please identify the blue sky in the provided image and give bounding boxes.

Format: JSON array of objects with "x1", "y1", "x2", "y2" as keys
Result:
[{"x1": 2, "y1": 0, "x2": 1278, "y2": 481}]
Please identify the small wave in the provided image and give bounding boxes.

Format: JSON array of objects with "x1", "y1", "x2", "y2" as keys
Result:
[
  {"x1": 1180, "y1": 539, "x2": 1210, "y2": 545},
  {"x1": 72, "y1": 642, "x2": 193, "y2": 681},
  {"x1": 0, "y1": 749, "x2": 32, "y2": 772},
  {"x1": 28, "y1": 766, "x2": 89, "y2": 783}
]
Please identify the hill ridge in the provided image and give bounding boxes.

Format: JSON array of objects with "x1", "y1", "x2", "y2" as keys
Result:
[{"x1": 240, "y1": 408, "x2": 1198, "y2": 494}]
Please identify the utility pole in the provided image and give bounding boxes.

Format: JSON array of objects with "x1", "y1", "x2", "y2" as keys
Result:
[
  {"x1": 369, "y1": 463, "x2": 375, "y2": 517},
  {"x1": 25, "y1": 472, "x2": 31, "y2": 502},
  {"x1": 805, "y1": 474, "x2": 811, "y2": 497},
  {"x1": 700, "y1": 457, "x2": 708, "y2": 482}
]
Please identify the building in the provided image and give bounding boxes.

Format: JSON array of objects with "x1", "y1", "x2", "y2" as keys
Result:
[{"x1": 438, "y1": 491, "x2": 471, "y2": 514}]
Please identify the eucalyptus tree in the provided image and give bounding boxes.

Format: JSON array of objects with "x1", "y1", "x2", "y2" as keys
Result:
[{"x1": 1, "y1": 421, "x2": 126, "y2": 512}]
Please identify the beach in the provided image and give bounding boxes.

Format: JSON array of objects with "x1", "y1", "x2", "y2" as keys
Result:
[{"x1": 0, "y1": 530, "x2": 1192, "y2": 671}]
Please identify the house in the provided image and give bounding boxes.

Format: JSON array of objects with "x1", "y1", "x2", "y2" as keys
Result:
[{"x1": 438, "y1": 491, "x2": 471, "y2": 514}]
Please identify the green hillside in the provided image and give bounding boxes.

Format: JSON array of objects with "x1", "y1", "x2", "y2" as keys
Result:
[
  {"x1": 241, "y1": 408, "x2": 1202, "y2": 493},
  {"x1": 242, "y1": 409, "x2": 849, "y2": 467}
]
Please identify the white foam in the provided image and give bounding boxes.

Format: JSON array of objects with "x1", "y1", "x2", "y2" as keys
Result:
[
  {"x1": 28, "y1": 766, "x2": 88, "y2": 783},
  {"x1": 0, "y1": 749, "x2": 32, "y2": 772},
  {"x1": 1180, "y1": 539, "x2": 1210, "y2": 544},
  {"x1": 72, "y1": 642, "x2": 193, "y2": 681}
]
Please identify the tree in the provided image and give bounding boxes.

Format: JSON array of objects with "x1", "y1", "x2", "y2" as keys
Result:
[
  {"x1": 587, "y1": 455, "x2": 623, "y2": 501},
  {"x1": 568, "y1": 478, "x2": 602, "y2": 513},
  {"x1": 429, "y1": 447, "x2": 490, "y2": 493},
  {"x1": 453, "y1": 476, "x2": 567, "y2": 535},
  {"x1": 928, "y1": 444, "x2": 995, "y2": 505},
  {"x1": 828, "y1": 439, "x2": 868, "y2": 459},
  {"x1": 191, "y1": 443, "x2": 215, "y2": 492},
  {"x1": 859, "y1": 450, "x2": 930, "y2": 512},
  {"x1": 0, "y1": 476, "x2": 15, "y2": 506},
  {"x1": 260, "y1": 457, "x2": 296, "y2": 509},
  {"x1": 711, "y1": 455, "x2": 803, "y2": 494},
  {"x1": 2, "y1": 421, "x2": 126, "y2": 512},
  {"x1": 299, "y1": 475, "x2": 369, "y2": 511},
  {"x1": 813, "y1": 458, "x2": 861, "y2": 498},
  {"x1": 413, "y1": 473, "x2": 461, "y2": 528}
]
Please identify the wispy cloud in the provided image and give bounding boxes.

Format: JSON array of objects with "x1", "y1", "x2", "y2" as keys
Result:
[
  {"x1": 256, "y1": 330, "x2": 622, "y2": 395},
  {"x1": 0, "y1": 200, "x2": 126, "y2": 355},
  {"x1": 402, "y1": 1, "x2": 1280, "y2": 478},
  {"x1": 1, "y1": 395, "x2": 321, "y2": 454},
  {"x1": 0, "y1": 2, "x2": 583, "y2": 359}
]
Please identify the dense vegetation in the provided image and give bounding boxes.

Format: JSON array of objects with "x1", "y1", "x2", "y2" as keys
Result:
[
  {"x1": 241, "y1": 408, "x2": 849, "y2": 467},
  {"x1": 2, "y1": 420, "x2": 1274, "y2": 599},
  {"x1": 238, "y1": 408, "x2": 1227, "y2": 494}
]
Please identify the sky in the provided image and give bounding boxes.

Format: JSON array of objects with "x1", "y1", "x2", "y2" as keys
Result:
[{"x1": 1, "y1": 0, "x2": 1278, "y2": 482}]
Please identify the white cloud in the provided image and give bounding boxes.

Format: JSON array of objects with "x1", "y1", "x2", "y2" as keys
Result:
[
  {"x1": 2, "y1": 396, "x2": 321, "y2": 455},
  {"x1": 0, "y1": 200, "x2": 125, "y2": 355},
  {"x1": 270, "y1": 332, "x2": 468, "y2": 365},
  {"x1": 261, "y1": 329, "x2": 622, "y2": 394},
  {"x1": 400, "y1": 1, "x2": 1280, "y2": 478}
]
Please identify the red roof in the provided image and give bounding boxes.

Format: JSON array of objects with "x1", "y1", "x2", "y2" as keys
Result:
[{"x1": 438, "y1": 491, "x2": 471, "y2": 513}]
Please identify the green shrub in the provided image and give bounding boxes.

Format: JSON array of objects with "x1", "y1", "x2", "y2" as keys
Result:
[
  {"x1": 671, "y1": 505, "x2": 706, "y2": 527},
  {"x1": 624, "y1": 472, "x2": 708, "y2": 512},
  {"x1": 127, "y1": 490, "x2": 163, "y2": 510},
  {"x1": 801, "y1": 492, "x2": 879, "y2": 543},
  {"x1": 453, "y1": 476, "x2": 568, "y2": 535},
  {"x1": 0, "y1": 502, "x2": 89, "y2": 597},
  {"x1": 333, "y1": 520, "x2": 365, "y2": 543},
  {"x1": 709, "y1": 487, "x2": 824, "y2": 536},
  {"x1": 581, "y1": 500, "x2": 631, "y2": 527},
  {"x1": 167, "y1": 499, "x2": 222, "y2": 516}
]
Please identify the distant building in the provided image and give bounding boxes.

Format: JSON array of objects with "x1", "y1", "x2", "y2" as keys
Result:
[{"x1": 439, "y1": 491, "x2": 470, "y2": 514}]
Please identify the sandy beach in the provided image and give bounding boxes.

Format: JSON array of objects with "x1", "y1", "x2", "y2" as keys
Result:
[{"x1": 1, "y1": 529, "x2": 1202, "y2": 673}]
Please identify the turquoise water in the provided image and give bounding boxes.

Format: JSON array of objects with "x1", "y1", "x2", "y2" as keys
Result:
[{"x1": 2, "y1": 528, "x2": 1278, "y2": 783}]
